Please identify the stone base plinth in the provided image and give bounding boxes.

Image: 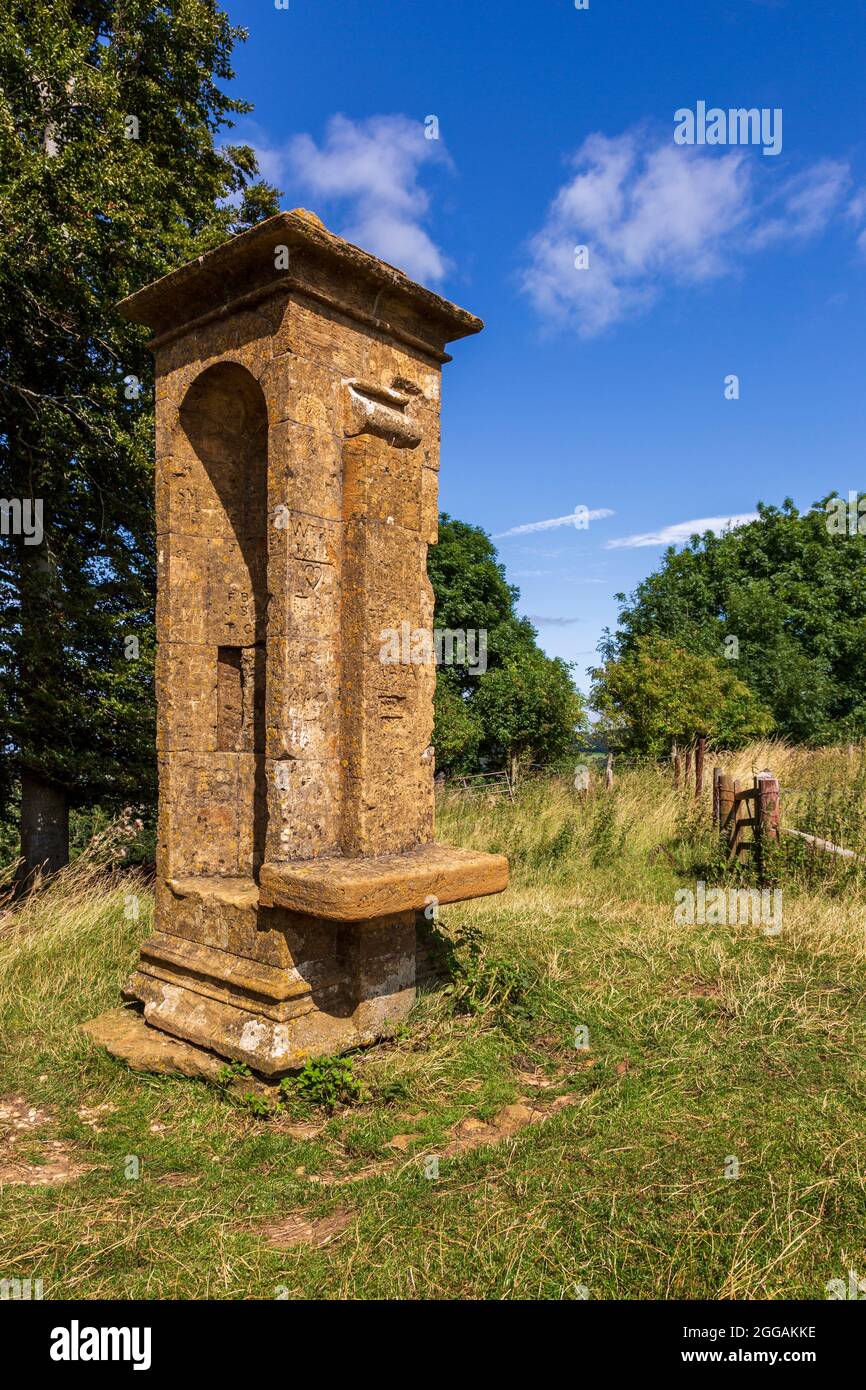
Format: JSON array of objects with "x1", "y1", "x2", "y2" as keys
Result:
[
  {"x1": 81, "y1": 1005, "x2": 270, "y2": 1091},
  {"x1": 94, "y1": 848, "x2": 508, "y2": 1077},
  {"x1": 108, "y1": 873, "x2": 455, "y2": 1076}
]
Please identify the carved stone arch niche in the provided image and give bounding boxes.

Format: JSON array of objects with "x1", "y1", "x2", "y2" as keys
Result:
[{"x1": 167, "y1": 360, "x2": 269, "y2": 878}]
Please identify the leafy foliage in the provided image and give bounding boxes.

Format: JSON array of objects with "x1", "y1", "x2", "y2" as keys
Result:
[
  {"x1": 446, "y1": 922, "x2": 538, "y2": 1022},
  {"x1": 0, "y1": 1, "x2": 279, "y2": 821},
  {"x1": 216, "y1": 1059, "x2": 253, "y2": 1086},
  {"x1": 597, "y1": 498, "x2": 866, "y2": 746},
  {"x1": 590, "y1": 635, "x2": 774, "y2": 754},
  {"x1": 429, "y1": 516, "x2": 586, "y2": 772},
  {"x1": 281, "y1": 1055, "x2": 368, "y2": 1113}
]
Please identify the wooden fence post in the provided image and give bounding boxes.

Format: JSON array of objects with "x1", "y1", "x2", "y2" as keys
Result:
[
  {"x1": 756, "y1": 772, "x2": 780, "y2": 842},
  {"x1": 604, "y1": 752, "x2": 614, "y2": 790},
  {"x1": 712, "y1": 766, "x2": 721, "y2": 826},
  {"x1": 508, "y1": 754, "x2": 519, "y2": 793},
  {"x1": 730, "y1": 779, "x2": 743, "y2": 859},
  {"x1": 718, "y1": 773, "x2": 735, "y2": 849},
  {"x1": 756, "y1": 772, "x2": 783, "y2": 878},
  {"x1": 695, "y1": 737, "x2": 705, "y2": 799}
]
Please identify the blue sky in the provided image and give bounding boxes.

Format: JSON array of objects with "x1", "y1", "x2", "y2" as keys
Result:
[{"x1": 224, "y1": 0, "x2": 866, "y2": 693}]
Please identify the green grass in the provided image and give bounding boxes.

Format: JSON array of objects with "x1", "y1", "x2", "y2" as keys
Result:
[{"x1": 2, "y1": 745, "x2": 866, "y2": 1299}]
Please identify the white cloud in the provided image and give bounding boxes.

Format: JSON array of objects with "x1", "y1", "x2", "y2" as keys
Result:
[
  {"x1": 526, "y1": 615, "x2": 583, "y2": 627},
  {"x1": 255, "y1": 114, "x2": 452, "y2": 285},
  {"x1": 512, "y1": 569, "x2": 605, "y2": 581},
  {"x1": 605, "y1": 513, "x2": 759, "y2": 549},
  {"x1": 523, "y1": 128, "x2": 853, "y2": 335},
  {"x1": 749, "y1": 159, "x2": 850, "y2": 249},
  {"x1": 845, "y1": 186, "x2": 866, "y2": 256},
  {"x1": 847, "y1": 187, "x2": 866, "y2": 224},
  {"x1": 494, "y1": 506, "x2": 614, "y2": 539}
]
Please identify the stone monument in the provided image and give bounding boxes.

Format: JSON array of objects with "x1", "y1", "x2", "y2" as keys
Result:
[{"x1": 99, "y1": 211, "x2": 507, "y2": 1076}]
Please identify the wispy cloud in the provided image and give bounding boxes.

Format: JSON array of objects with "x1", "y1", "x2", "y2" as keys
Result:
[
  {"x1": 513, "y1": 569, "x2": 605, "y2": 582},
  {"x1": 252, "y1": 114, "x2": 452, "y2": 284},
  {"x1": 526, "y1": 615, "x2": 583, "y2": 626},
  {"x1": 845, "y1": 187, "x2": 866, "y2": 256},
  {"x1": 494, "y1": 507, "x2": 614, "y2": 539},
  {"x1": 522, "y1": 126, "x2": 854, "y2": 336},
  {"x1": 749, "y1": 159, "x2": 851, "y2": 250},
  {"x1": 605, "y1": 513, "x2": 759, "y2": 550}
]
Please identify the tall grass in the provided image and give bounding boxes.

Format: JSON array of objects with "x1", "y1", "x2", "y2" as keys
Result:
[
  {"x1": 437, "y1": 739, "x2": 866, "y2": 963},
  {"x1": 0, "y1": 816, "x2": 152, "y2": 1080},
  {"x1": 1, "y1": 743, "x2": 866, "y2": 1299}
]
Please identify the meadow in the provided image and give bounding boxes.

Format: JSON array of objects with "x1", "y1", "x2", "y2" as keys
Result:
[{"x1": 1, "y1": 740, "x2": 866, "y2": 1300}]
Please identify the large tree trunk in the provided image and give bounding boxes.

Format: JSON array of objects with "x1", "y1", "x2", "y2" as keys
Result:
[
  {"x1": 12, "y1": 451, "x2": 70, "y2": 883},
  {"x1": 18, "y1": 769, "x2": 69, "y2": 881}
]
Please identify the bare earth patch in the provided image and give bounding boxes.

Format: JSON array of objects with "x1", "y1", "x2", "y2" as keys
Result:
[
  {"x1": 0, "y1": 1093, "x2": 93, "y2": 1186},
  {"x1": 316, "y1": 1089, "x2": 583, "y2": 1186},
  {"x1": 251, "y1": 1207, "x2": 356, "y2": 1250},
  {"x1": 76, "y1": 1101, "x2": 117, "y2": 1132},
  {"x1": 442, "y1": 1094, "x2": 580, "y2": 1156},
  {"x1": 0, "y1": 1094, "x2": 54, "y2": 1134}
]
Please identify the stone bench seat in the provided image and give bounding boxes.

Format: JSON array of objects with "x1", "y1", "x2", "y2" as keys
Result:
[{"x1": 258, "y1": 844, "x2": 508, "y2": 921}]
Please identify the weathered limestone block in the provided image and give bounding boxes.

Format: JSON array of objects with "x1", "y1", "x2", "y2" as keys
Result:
[
  {"x1": 266, "y1": 511, "x2": 341, "y2": 643},
  {"x1": 265, "y1": 637, "x2": 339, "y2": 761},
  {"x1": 259, "y1": 844, "x2": 509, "y2": 921},
  {"x1": 262, "y1": 352, "x2": 342, "y2": 435},
  {"x1": 266, "y1": 420, "x2": 343, "y2": 525},
  {"x1": 158, "y1": 752, "x2": 245, "y2": 878},
  {"x1": 155, "y1": 534, "x2": 210, "y2": 645},
  {"x1": 265, "y1": 754, "x2": 341, "y2": 863},
  {"x1": 155, "y1": 643, "x2": 217, "y2": 752},
  {"x1": 85, "y1": 210, "x2": 509, "y2": 1077},
  {"x1": 154, "y1": 877, "x2": 292, "y2": 968}
]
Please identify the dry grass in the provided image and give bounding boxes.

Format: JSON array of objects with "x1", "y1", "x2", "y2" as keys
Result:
[{"x1": 0, "y1": 741, "x2": 865, "y2": 1299}]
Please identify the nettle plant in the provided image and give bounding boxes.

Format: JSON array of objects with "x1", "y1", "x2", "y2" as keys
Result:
[
  {"x1": 286, "y1": 1056, "x2": 369, "y2": 1113},
  {"x1": 216, "y1": 1054, "x2": 369, "y2": 1117}
]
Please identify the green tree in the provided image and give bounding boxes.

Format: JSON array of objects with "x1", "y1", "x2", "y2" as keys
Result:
[
  {"x1": 590, "y1": 635, "x2": 774, "y2": 755},
  {"x1": 428, "y1": 516, "x2": 586, "y2": 775},
  {"x1": 0, "y1": 0, "x2": 279, "y2": 874},
  {"x1": 431, "y1": 678, "x2": 482, "y2": 774},
  {"x1": 472, "y1": 647, "x2": 586, "y2": 783},
  {"x1": 599, "y1": 498, "x2": 866, "y2": 746}
]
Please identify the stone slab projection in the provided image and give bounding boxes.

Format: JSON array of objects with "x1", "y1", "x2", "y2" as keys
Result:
[{"x1": 108, "y1": 210, "x2": 508, "y2": 1075}]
